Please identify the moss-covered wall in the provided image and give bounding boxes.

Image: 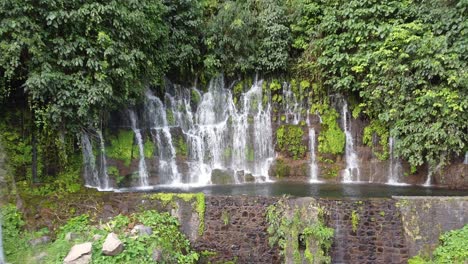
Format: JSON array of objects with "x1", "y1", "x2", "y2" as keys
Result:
[
  {"x1": 394, "y1": 196, "x2": 468, "y2": 258},
  {"x1": 16, "y1": 192, "x2": 467, "y2": 263}
]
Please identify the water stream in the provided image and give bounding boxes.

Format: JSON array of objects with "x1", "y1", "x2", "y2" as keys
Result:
[
  {"x1": 81, "y1": 133, "x2": 100, "y2": 189},
  {"x1": 341, "y1": 100, "x2": 360, "y2": 182},
  {"x1": 309, "y1": 128, "x2": 320, "y2": 182},
  {"x1": 129, "y1": 110, "x2": 150, "y2": 187},
  {"x1": 387, "y1": 137, "x2": 407, "y2": 185},
  {"x1": 97, "y1": 130, "x2": 110, "y2": 190}
]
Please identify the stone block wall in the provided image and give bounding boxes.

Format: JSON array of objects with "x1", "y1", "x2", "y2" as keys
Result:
[
  {"x1": 193, "y1": 196, "x2": 280, "y2": 263},
  {"x1": 394, "y1": 196, "x2": 468, "y2": 258},
  {"x1": 20, "y1": 193, "x2": 468, "y2": 263},
  {"x1": 319, "y1": 199, "x2": 408, "y2": 264}
]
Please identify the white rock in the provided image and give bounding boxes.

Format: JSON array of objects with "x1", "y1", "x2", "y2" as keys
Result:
[
  {"x1": 102, "y1": 233, "x2": 123, "y2": 256},
  {"x1": 65, "y1": 232, "x2": 79, "y2": 242},
  {"x1": 92, "y1": 234, "x2": 103, "y2": 241},
  {"x1": 131, "y1": 224, "x2": 153, "y2": 236},
  {"x1": 63, "y1": 242, "x2": 92, "y2": 264}
]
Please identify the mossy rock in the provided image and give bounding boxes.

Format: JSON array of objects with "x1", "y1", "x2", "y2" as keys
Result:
[{"x1": 211, "y1": 169, "x2": 235, "y2": 185}]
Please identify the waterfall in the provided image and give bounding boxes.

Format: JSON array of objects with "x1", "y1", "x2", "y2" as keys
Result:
[
  {"x1": 282, "y1": 81, "x2": 304, "y2": 124},
  {"x1": 96, "y1": 130, "x2": 110, "y2": 190},
  {"x1": 387, "y1": 137, "x2": 407, "y2": 185},
  {"x1": 81, "y1": 133, "x2": 100, "y2": 188},
  {"x1": 464, "y1": 152, "x2": 468, "y2": 164},
  {"x1": 142, "y1": 75, "x2": 274, "y2": 186},
  {"x1": 341, "y1": 100, "x2": 360, "y2": 182},
  {"x1": 145, "y1": 91, "x2": 182, "y2": 185},
  {"x1": 129, "y1": 110, "x2": 150, "y2": 187},
  {"x1": 309, "y1": 128, "x2": 320, "y2": 182}
]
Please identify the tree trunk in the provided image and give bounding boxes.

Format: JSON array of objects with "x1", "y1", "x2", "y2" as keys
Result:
[{"x1": 31, "y1": 111, "x2": 38, "y2": 184}]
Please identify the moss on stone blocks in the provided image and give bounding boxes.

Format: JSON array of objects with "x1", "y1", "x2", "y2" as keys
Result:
[
  {"x1": 266, "y1": 198, "x2": 334, "y2": 263},
  {"x1": 146, "y1": 192, "x2": 206, "y2": 235}
]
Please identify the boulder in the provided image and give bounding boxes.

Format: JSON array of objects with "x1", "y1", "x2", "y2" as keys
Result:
[
  {"x1": 152, "y1": 248, "x2": 163, "y2": 262},
  {"x1": 102, "y1": 233, "x2": 123, "y2": 256},
  {"x1": 131, "y1": 224, "x2": 153, "y2": 236},
  {"x1": 29, "y1": 236, "x2": 51, "y2": 247},
  {"x1": 63, "y1": 242, "x2": 92, "y2": 264},
  {"x1": 244, "y1": 173, "x2": 255, "y2": 182},
  {"x1": 65, "y1": 232, "x2": 79, "y2": 242},
  {"x1": 211, "y1": 169, "x2": 235, "y2": 184}
]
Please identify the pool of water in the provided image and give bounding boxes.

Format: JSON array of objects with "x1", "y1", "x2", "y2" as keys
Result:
[{"x1": 118, "y1": 182, "x2": 468, "y2": 198}]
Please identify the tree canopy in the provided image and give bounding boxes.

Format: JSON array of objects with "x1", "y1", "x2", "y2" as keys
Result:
[{"x1": 0, "y1": 0, "x2": 466, "y2": 170}]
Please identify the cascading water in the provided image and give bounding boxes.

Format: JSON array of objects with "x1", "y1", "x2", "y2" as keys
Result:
[
  {"x1": 96, "y1": 130, "x2": 110, "y2": 190},
  {"x1": 282, "y1": 81, "x2": 305, "y2": 124},
  {"x1": 341, "y1": 100, "x2": 360, "y2": 182},
  {"x1": 464, "y1": 152, "x2": 468, "y2": 165},
  {"x1": 142, "y1": 75, "x2": 274, "y2": 186},
  {"x1": 145, "y1": 90, "x2": 182, "y2": 185},
  {"x1": 81, "y1": 133, "x2": 100, "y2": 188},
  {"x1": 387, "y1": 137, "x2": 406, "y2": 185},
  {"x1": 81, "y1": 132, "x2": 111, "y2": 190},
  {"x1": 309, "y1": 128, "x2": 320, "y2": 182},
  {"x1": 129, "y1": 110, "x2": 150, "y2": 187}
]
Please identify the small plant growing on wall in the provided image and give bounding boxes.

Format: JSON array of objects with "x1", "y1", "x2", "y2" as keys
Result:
[{"x1": 351, "y1": 210, "x2": 360, "y2": 233}]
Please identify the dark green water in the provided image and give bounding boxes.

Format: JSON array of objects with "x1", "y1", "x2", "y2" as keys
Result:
[{"x1": 119, "y1": 182, "x2": 468, "y2": 198}]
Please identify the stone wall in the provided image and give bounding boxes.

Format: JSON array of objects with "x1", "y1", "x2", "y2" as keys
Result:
[
  {"x1": 394, "y1": 196, "x2": 468, "y2": 258},
  {"x1": 319, "y1": 199, "x2": 408, "y2": 264},
  {"x1": 194, "y1": 196, "x2": 280, "y2": 263},
  {"x1": 19, "y1": 193, "x2": 468, "y2": 263}
]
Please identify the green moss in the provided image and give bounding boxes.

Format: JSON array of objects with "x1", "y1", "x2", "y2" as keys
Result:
[
  {"x1": 312, "y1": 103, "x2": 345, "y2": 155},
  {"x1": 266, "y1": 198, "x2": 334, "y2": 263},
  {"x1": 191, "y1": 89, "x2": 201, "y2": 105},
  {"x1": 363, "y1": 120, "x2": 389, "y2": 160},
  {"x1": 270, "y1": 79, "x2": 281, "y2": 91},
  {"x1": 246, "y1": 146, "x2": 255, "y2": 162},
  {"x1": 351, "y1": 210, "x2": 360, "y2": 233},
  {"x1": 276, "y1": 125, "x2": 307, "y2": 160},
  {"x1": 223, "y1": 147, "x2": 232, "y2": 159},
  {"x1": 146, "y1": 193, "x2": 205, "y2": 236},
  {"x1": 222, "y1": 210, "x2": 229, "y2": 226},
  {"x1": 175, "y1": 136, "x2": 188, "y2": 157},
  {"x1": 166, "y1": 109, "x2": 175, "y2": 125},
  {"x1": 143, "y1": 138, "x2": 154, "y2": 158},
  {"x1": 274, "y1": 159, "x2": 291, "y2": 178},
  {"x1": 409, "y1": 225, "x2": 468, "y2": 264},
  {"x1": 105, "y1": 130, "x2": 138, "y2": 166}
]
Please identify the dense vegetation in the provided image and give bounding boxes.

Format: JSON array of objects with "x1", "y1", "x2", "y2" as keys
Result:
[
  {"x1": 1, "y1": 204, "x2": 199, "y2": 263},
  {"x1": 0, "y1": 0, "x2": 466, "y2": 184},
  {"x1": 409, "y1": 224, "x2": 468, "y2": 264}
]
